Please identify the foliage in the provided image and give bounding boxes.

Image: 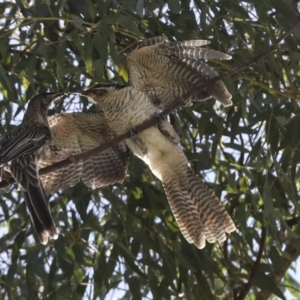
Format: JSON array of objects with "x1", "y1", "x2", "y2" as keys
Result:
[{"x1": 0, "y1": 0, "x2": 300, "y2": 299}]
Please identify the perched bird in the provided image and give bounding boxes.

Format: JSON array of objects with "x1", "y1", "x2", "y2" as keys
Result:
[
  {"x1": 38, "y1": 112, "x2": 129, "y2": 196},
  {"x1": 80, "y1": 84, "x2": 236, "y2": 249},
  {"x1": 0, "y1": 92, "x2": 64, "y2": 244},
  {"x1": 127, "y1": 36, "x2": 232, "y2": 110}
]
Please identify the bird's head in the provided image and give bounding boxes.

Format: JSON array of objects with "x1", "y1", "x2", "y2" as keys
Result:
[
  {"x1": 80, "y1": 83, "x2": 124, "y2": 103},
  {"x1": 23, "y1": 92, "x2": 64, "y2": 124}
]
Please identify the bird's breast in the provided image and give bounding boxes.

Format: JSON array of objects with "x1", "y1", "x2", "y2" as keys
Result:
[{"x1": 100, "y1": 88, "x2": 158, "y2": 136}]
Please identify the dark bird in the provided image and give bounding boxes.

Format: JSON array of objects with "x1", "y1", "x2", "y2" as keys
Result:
[
  {"x1": 0, "y1": 92, "x2": 64, "y2": 244},
  {"x1": 80, "y1": 84, "x2": 236, "y2": 249},
  {"x1": 127, "y1": 36, "x2": 232, "y2": 110},
  {"x1": 38, "y1": 111, "x2": 129, "y2": 196}
]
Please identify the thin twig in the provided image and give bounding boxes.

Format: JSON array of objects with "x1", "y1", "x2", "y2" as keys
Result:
[
  {"x1": 286, "y1": 216, "x2": 300, "y2": 227},
  {"x1": 236, "y1": 227, "x2": 267, "y2": 300},
  {"x1": 256, "y1": 226, "x2": 300, "y2": 300}
]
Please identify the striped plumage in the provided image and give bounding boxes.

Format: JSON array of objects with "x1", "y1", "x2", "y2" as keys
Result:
[
  {"x1": 128, "y1": 37, "x2": 232, "y2": 110},
  {"x1": 80, "y1": 84, "x2": 235, "y2": 249},
  {"x1": 38, "y1": 112, "x2": 129, "y2": 196},
  {"x1": 0, "y1": 92, "x2": 63, "y2": 244}
]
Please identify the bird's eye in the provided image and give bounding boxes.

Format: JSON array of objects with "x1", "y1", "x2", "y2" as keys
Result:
[{"x1": 42, "y1": 97, "x2": 52, "y2": 107}]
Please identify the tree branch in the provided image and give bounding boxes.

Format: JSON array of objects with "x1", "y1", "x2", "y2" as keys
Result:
[
  {"x1": 236, "y1": 227, "x2": 267, "y2": 300},
  {"x1": 0, "y1": 17, "x2": 299, "y2": 190},
  {"x1": 256, "y1": 227, "x2": 300, "y2": 300}
]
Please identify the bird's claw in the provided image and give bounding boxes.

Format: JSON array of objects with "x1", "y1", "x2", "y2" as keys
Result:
[
  {"x1": 153, "y1": 112, "x2": 165, "y2": 122},
  {"x1": 52, "y1": 152, "x2": 78, "y2": 165},
  {"x1": 66, "y1": 153, "x2": 78, "y2": 165},
  {"x1": 129, "y1": 128, "x2": 147, "y2": 154},
  {"x1": 129, "y1": 127, "x2": 138, "y2": 138}
]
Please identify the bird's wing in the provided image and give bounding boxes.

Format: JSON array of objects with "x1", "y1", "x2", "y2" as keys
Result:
[
  {"x1": 39, "y1": 115, "x2": 84, "y2": 195},
  {"x1": 39, "y1": 113, "x2": 129, "y2": 195},
  {"x1": 158, "y1": 40, "x2": 231, "y2": 60},
  {"x1": 0, "y1": 126, "x2": 50, "y2": 165},
  {"x1": 81, "y1": 143, "x2": 129, "y2": 188},
  {"x1": 128, "y1": 37, "x2": 232, "y2": 108},
  {"x1": 9, "y1": 155, "x2": 57, "y2": 243},
  {"x1": 78, "y1": 115, "x2": 129, "y2": 187},
  {"x1": 136, "y1": 36, "x2": 168, "y2": 49}
]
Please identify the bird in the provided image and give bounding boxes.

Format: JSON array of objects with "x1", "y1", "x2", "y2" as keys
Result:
[
  {"x1": 38, "y1": 111, "x2": 129, "y2": 196},
  {"x1": 0, "y1": 92, "x2": 64, "y2": 244},
  {"x1": 127, "y1": 36, "x2": 232, "y2": 110},
  {"x1": 80, "y1": 84, "x2": 236, "y2": 249}
]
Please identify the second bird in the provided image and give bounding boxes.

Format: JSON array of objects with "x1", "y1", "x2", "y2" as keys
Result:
[
  {"x1": 38, "y1": 111, "x2": 130, "y2": 196},
  {"x1": 80, "y1": 84, "x2": 236, "y2": 249}
]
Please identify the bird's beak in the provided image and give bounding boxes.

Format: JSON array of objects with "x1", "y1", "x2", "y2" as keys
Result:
[
  {"x1": 43, "y1": 92, "x2": 65, "y2": 107},
  {"x1": 79, "y1": 89, "x2": 91, "y2": 96},
  {"x1": 49, "y1": 92, "x2": 65, "y2": 102}
]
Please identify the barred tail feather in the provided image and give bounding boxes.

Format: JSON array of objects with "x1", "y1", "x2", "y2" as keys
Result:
[
  {"x1": 160, "y1": 41, "x2": 232, "y2": 60},
  {"x1": 181, "y1": 58, "x2": 232, "y2": 106},
  {"x1": 137, "y1": 36, "x2": 168, "y2": 49},
  {"x1": 187, "y1": 170, "x2": 236, "y2": 242},
  {"x1": 174, "y1": 40, "x2": 211, "y2": 47},
  {"x1": 162, "y1": 182, "x2": 206, "y2": 249}
]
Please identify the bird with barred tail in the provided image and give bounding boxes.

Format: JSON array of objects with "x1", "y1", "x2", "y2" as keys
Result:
[
  {"x1": 38, "y1": 111, "x2": 129, "y2": 196},
  {"x1": 0, "y1": 92, "x2": 64, "y2": 244},
  {"x1": 80, "y1": 84, "x2": 236, "y2": 249},
  {"x1": 127, "y1": 36, "x2": 232, "y2": 110}
]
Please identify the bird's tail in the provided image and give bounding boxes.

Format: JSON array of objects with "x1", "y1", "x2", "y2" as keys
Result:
[
  {"x1": 23, "y1": 192, "x2": 50, "y2": 245},
  {"x1": 187, "y1": 170, "x2": 236, "y2": 244},
  {"x1": 162, "y1": 170, "x2": 235, "y2": 249},
  {"x1": 26, "y1": 182, "x2": 58, "y2": 243},
  {"x1": 10, "y1": 157, "x2": 58, "y2": 244},
  {"x1": 163, "y1": 182, "x2": 206, "y2": 248}
]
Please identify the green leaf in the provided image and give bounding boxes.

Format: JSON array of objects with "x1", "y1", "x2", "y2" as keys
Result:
[
  {"x1": 0, "y1": 63, "x2": 12, "y2": 93},
  {"x1": 262, "y1": 176, "x2": 277, "y2": 232},
  {"x1": 84, "y1": 0, "x2": 96, "y2": 21},
  {"x1": 255, "y1": 273, "x2": 286, "y2": 299},
  {"x1": 70, "y1": 14, "x2": 86, "y2": 31},
  {"x1": 136, "y1": 0, "x2": 144, "y2": 17},
  {"x1": 117, "y1": 15, "x2": 142, "y2": 37},
  {"x1": 127, "y1": 276, "x2": 142, "y2": 299},
  {"x1": 168, "y1": 0, "x2": 181, "y2": 14},
  {"x1": 70, "y1": 30, "x2": 84, "y2": 58}
]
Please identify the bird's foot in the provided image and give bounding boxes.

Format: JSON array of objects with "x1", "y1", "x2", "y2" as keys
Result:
[
  {"x1": 155, "y1": 114, "x2": 180, "y2": 144},
  {"x1": 66, "y1": 153, "x2": 78, "y2": 165},
  {"x1": 129, "y1": 127, "x2": 138, "y2": 138},
  {"x1": 52, "y1": 152, "x2": 78, "y2": 165},
  {"x1": 152, "y1": 112, "x2": 165, "y2": 123},
  {"x1": 129, "y1": 128, "x2": 147, "y2": 154}
]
